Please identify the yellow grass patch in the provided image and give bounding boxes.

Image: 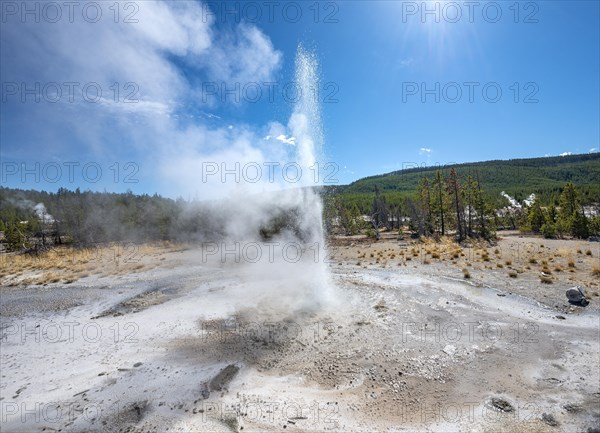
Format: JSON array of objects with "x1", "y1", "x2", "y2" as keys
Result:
[{"x1": 0, "y1": 242, "x2": 179, "y2": 287}]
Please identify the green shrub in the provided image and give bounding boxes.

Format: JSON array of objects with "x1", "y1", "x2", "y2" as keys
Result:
[{"x1": 541, "y1": 223, "x2": 557, "y2": 239}]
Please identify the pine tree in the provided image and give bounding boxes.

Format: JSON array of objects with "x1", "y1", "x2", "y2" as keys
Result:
[
  {"x1": 432, "y1": 171, "x2": 446, "y2": 236},
  {"x1": 446, "y1": 168, "x2": 464, "y2": 241},
  {"x1": 571, "y1": 210, "x2": 589, "y2": 239},
  {"x1": 462, "y1": 175, "x2": 478, "y2": 238},
  {"x1": 418, "y1": 177, "x2": 433, "y2": 235},
  {"x1": 528, "y1": 202, "x2": 545, "y2": 233},
  {"x1": 371, "y1": 185, "x2": 389, "y2": 238},
  {"x1": 558, "y1": 182, "x2": 589, "y2": 238},
  {"x1": 559, "y1": 183, "x2": 579, "y2": 219},
  {"x1": 475, "y1": 171, "x2": 489, "y2": 239},
  {"x1": 547, "y1": 205, "x2": 557, "y2": 224}
]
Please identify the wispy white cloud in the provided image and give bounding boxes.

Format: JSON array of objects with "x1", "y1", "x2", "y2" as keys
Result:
[
  {"x1": 97, "y1": 97, "x2": 172, "y2": 116},
  {"x1": 419, "y1": 147, "x2": 432, "y2": 155},
  {"x1": 399, "y1": 57, "x2": 414, "y2": 68},
  {"x1": 275, "y1": 134, "x2": 296, "y2": 146},
  {"x1": 559, "y1": 151, "x2": 572, "y2": 157},
  {"x1": 201, "y1": 24, "x2": 282, "y2": 85},
  {"x1": 590, "y1": 148, "x2": 598, "y2": 153},
  {"x1": 263, "y1": 122, "x2": 296, "y2": 146}
]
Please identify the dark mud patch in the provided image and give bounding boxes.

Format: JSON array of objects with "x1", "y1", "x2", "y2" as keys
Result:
[
  {"x1": 119, "y1": 400, "x2": 149, "y2": 424},
  {"x1": 93, "y1": 289, "x2": 173, "y2": 318},
  {"x1": 0, "y1": 285, "x2": 98, "y2": 317},
  {"x1": 210, "y1": 364, "x2": 240, "y2": 392},
  {"x1": 98, "y1": 400, "x2": 149, "y2": 432}
]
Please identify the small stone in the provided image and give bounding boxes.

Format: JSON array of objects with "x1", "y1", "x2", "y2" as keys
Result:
[
  {"x1": 542, "y1": 413, "x2": 559, "y2": 427},
  {"x1": 442, "y1": 345, "x2": 456, "y2": 356},
  {"x1": 566, "y1": 287, "x2": 589, "y2": 306},
  {"x1": 489, "y1": 398, "x2": 514, "y2": 413},
  {"x1": 563, "y1": 403, "x2": 582, "y2": 413}
]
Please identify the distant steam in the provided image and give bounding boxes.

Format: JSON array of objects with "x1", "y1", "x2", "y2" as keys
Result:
[{"x1": 8, "y1": 198, "x2": 54, "y2": 224}]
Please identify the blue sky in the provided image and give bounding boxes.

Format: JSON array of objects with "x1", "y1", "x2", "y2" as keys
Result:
[{"x1": 1, "y1": 1, "x2": 599, "y2": 198}]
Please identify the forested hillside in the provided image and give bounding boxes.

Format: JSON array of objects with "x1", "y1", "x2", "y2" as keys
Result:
[{"x1": 332, "y1": 153, "x2": 600, "y2": 212}]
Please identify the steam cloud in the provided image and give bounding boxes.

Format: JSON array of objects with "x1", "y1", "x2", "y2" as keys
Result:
[{"x1": 199, "y1": 45, "x2": 335, "y2": 316}]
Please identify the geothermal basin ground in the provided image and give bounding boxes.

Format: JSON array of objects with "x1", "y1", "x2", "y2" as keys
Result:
[{"x1": 1, "y1": 235, "x2": 599, "y2": 433}]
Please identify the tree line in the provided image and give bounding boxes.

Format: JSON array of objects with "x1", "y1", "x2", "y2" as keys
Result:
[
  {"x1": 0, "y1": 187, "x2": 225, "y2": 252},
  {"x1": 2, "y1": 175, "x2": 599, "y2": 253},
  {"x1": 326, "y1": 170, "x2": 600, "y2": 241},
  {"x1": 0, "y1": 186, "x2": 316, "y2": 252}
]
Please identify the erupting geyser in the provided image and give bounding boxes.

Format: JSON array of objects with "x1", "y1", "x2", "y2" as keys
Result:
[
  {"x1": 286, "y1": 44, "x2": 333, "y2": 307},
  {"x1": 216, "y1": 44, "x2": 335, "y2": 313},
  {"x1": 288, "y1": 44, "x2": 326, "y2": 247}
]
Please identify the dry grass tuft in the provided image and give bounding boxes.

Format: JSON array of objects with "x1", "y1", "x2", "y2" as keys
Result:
[{"x1": 0, "y1": 242, "x2": 177, "y2": 287}]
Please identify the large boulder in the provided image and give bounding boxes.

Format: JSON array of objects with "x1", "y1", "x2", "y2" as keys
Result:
[{"x1": 566, "y1": 286, "x2": 589, "y2": 306}]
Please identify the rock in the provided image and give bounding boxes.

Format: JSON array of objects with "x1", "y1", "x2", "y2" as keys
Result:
[
  {"x1": 542, "y1": 413, "x2": 559, "y2": 427},
  {"x1": 488, "y1": 397, "x2": 514, "y2": 413},
  {"x1": 563, "y1": 403, "x2": 582, "y2": 413},
  {"x1": 566, "y1": 287, "x2": 589, "y2": 306},
  {"x1": 566, "y1": 287, "x2": 583, "y2": 302},
  {"x1": 133, "y1": 362, "x2": 143, "y2": 367},
  {"x1": 442, "y1": 345, "x2": 456, "y2": 356},
  {"x1": 555, "y1": 315, "x2": 566, "y2": 320}
]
